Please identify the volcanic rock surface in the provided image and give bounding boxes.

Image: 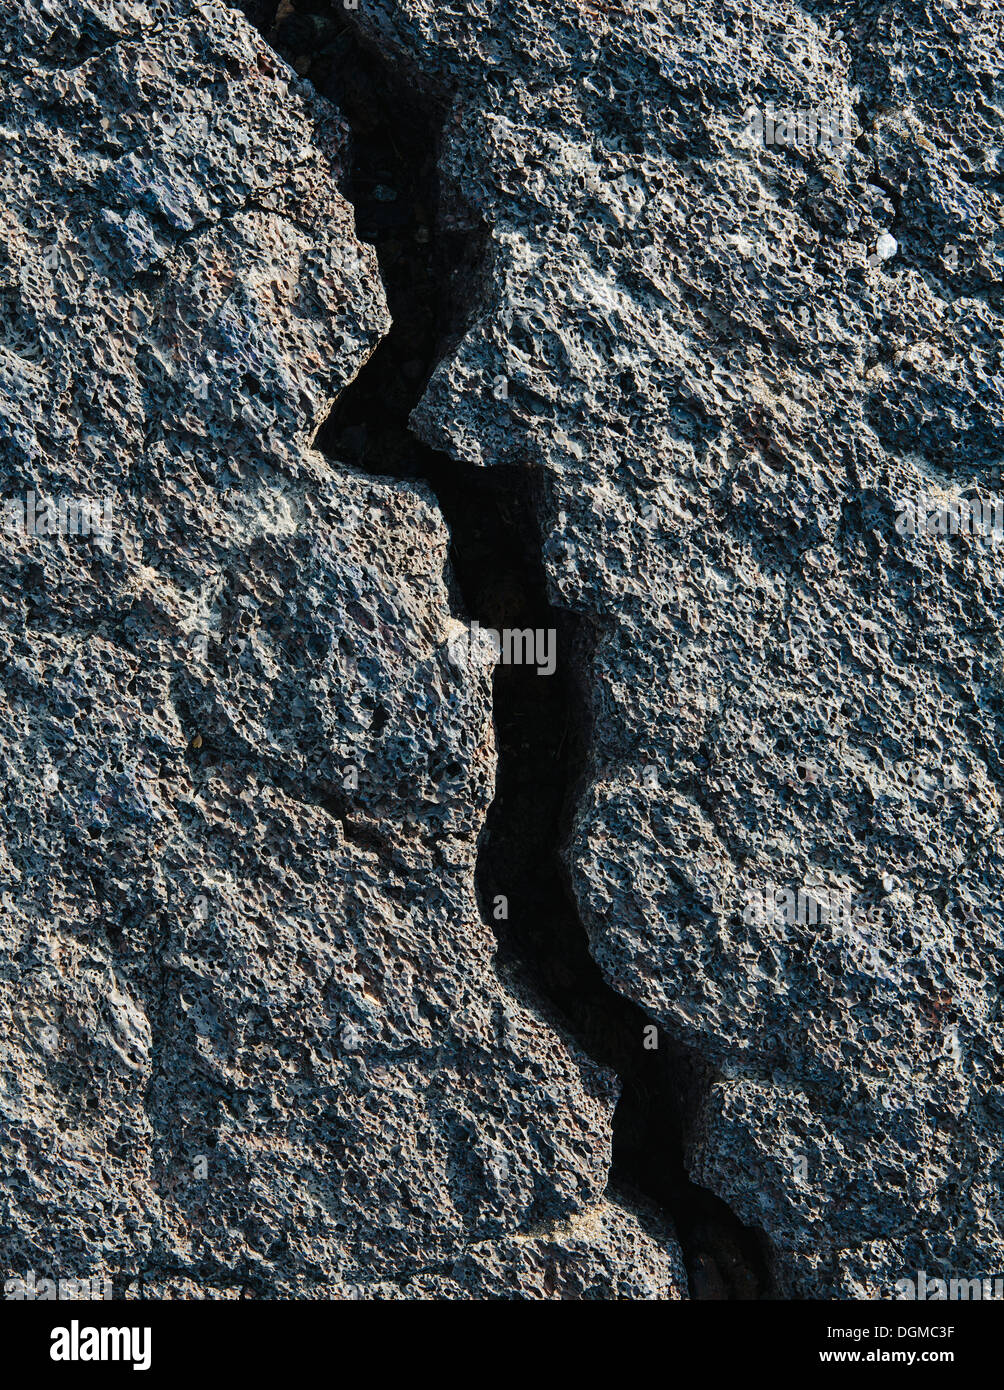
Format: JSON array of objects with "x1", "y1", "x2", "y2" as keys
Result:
[
  {"x1": 0, "y1": 0, "x2": 683, "y2": 1299},
  {"x1": 3, "y1": 0, "x2": 1003, "y2": 1300}
]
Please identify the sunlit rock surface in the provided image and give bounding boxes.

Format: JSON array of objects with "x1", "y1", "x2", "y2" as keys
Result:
[
  {"x1": 0, "y1": 1, "x2": 683, "y2": 1299},
  {"x1": 345, "y1": 0, "x2": 1004, "y2": 1297}
]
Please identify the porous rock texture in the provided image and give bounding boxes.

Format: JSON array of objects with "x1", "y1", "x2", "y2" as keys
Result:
[
  {"x1": 338, "y1": 0, "x2": 1004, "y2": 1297},
  {"x1": 3, "y1": 0, "x2": 1003, "y2": 1303},
  {"x1": 0, "y1": 0, "x2": 683, "y2": 1299}
]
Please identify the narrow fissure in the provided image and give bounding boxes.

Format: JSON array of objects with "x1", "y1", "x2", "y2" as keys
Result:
[{"x1": 244, "y1": 0, "x2": 772, "y2": 1299}]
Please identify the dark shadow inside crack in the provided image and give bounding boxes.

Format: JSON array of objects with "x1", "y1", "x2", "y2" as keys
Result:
[{"x1": 239, "y1": 0, "x2": 773, "y2": 1299}]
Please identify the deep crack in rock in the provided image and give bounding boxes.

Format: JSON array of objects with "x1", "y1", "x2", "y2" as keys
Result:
[{"x1": 248, "y1": 1, "x2": 773, "y2": 1298}]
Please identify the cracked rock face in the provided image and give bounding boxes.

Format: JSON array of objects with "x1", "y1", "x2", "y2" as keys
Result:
[
  {"x1": 0, "y1": 1, "x2": 684, "y2": 1298},
  {"x1": 5, "y1": 0, "x2": 1003, "y2": 1304},
  {"x1": 342, "y1": 0, "x2": 1004, "y2": 1297}
]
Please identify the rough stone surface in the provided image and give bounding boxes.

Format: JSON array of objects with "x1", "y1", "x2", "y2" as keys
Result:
[
  {"x1": 0, "y1": 1, "x2": 683, "y2": 1299},
  {"x1": 5, "y1": 0, "x2": 1004, "y2": 1302},
  {"x1": 343, "y1": 0, "x2": 1004, "y2": 1297}
]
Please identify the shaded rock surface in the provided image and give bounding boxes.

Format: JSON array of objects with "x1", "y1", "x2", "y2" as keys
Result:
[{"x1": 0, "y1": 1, "x2": 684, "y2": 1298}]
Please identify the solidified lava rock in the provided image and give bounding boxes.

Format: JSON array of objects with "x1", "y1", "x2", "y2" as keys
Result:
[
  {"x1": 0, "y1": 1, "x2": 683, "y2": 1299},
  {"x1": 340, "y1": 0, "x2": 1004, "y2": 1298},
  {"x1": 3, "y1": 0, "x2": 1004, "y2": 1303}
]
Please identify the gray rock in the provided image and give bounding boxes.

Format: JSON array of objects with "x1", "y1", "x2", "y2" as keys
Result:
[
  {"x1": 7, "y1": 0, "x2": 1003, "y2": 1302},
  {"x1": 347, "y1": 0, "x2": 1004, "y2": 1296},
  {"x1": 0, "y1": 1, "x2": 682, "y2": 1299}
]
